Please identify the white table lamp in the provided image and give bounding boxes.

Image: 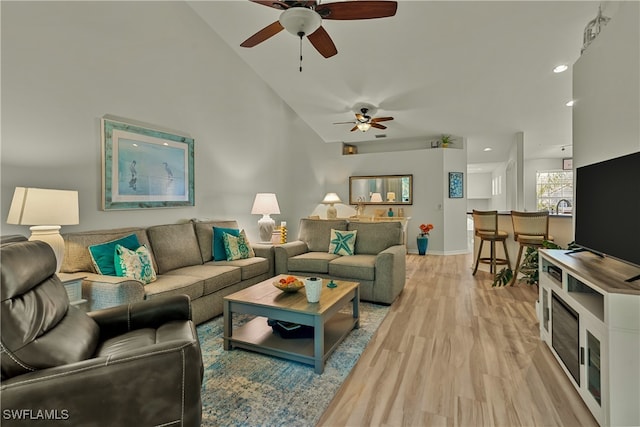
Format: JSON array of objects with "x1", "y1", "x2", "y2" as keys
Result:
[
  {"x1": 6, "y1": 187, "x2": 79, "y2": 273},
  {"x1": 251, "y1": 193, "x2": 280, "y2": 243},
  {"x1": 322, "y1": 192, "x2": 341, "y2": 219},
  {"x1": 386, "y1": 192, "x2": 396, "y2": 202},
  {"x1": 370, "y1": 193, "x2": 383, "y2": 203}
]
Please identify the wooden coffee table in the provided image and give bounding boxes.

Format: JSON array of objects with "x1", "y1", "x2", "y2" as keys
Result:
[{"x1": 223, "y1": 275, "x2": 360, "y2": 374}]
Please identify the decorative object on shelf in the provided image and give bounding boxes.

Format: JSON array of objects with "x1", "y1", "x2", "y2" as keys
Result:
[
  {"x1": 322, "y1": 192, "x2": 341, "y2": 219},
  {"x1": 280, "y1": 221, "x2": 287, "y2": 244},
  {"x1": 387, "y1": 208, "x2": 394, "y2": 217},
  {"x1": 101, "y1": 115, "x2": 194, "y2": 210},
  {"x1": 417, "y1": 223, "x2": 434, "y2": 256},
  {"x1": 304, "y1": 277, "x2": 323, "y2": 303},
  {"x1": 440, "y1": 134, "x2": 453, "y2": 147},
  {"x1": 448, "y1": 172, "x2": 464, "y2": 198},
  {"x1": 370, "y1": 193, "x2": 383, "y2": 203},
  {"x1": 581, "y1": 4, "x2": 610, "y2": 54},
  {"x1": 251, "y1": 193, "x2": 281, "y2": 243},
  {"x1": 398, "y1": 208, "x2": 405, "y2": 217},
  {"x1": 6, "y1": 187, "x2": 79, "y2": 273},
  {"x1": 386, "y1": 192, "x2": 396, "y2": 202}
]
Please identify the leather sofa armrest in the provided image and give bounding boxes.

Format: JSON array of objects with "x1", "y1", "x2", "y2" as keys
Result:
[
  {"x1": 88, "y1": 294, "x2": 192, "y2": 339},
  {"x1": 0, "y1": 324, "x2": 203, "y2": 427},
  {"x1": 274, "y1": 241, "x2": 309, "y2": 275}
]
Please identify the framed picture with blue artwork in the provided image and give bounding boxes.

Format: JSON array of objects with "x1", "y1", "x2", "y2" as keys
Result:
[
  {"x1": 101, "y1": 115, "x2": 195, "y2": 210},
  {"x1": 448, "y1": 172, "x2": 463, "y2": 198}
]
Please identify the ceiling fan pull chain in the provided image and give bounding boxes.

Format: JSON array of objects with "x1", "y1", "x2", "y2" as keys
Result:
[{"x1": 298, "y1": 32, "x2": 304, "y2": 72}]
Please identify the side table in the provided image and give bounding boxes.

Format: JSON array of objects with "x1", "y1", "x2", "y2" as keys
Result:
[{"x1": 57, "y1": 272, "x2": 88, "y2": 311}]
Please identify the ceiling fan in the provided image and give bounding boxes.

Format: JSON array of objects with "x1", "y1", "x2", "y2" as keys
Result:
[
  {"x1": 334, "y1": 106, "x2": 394, "y2": 132},
  {"x1": 240, "y1": 0, "x2": 398, "y2": 60}
]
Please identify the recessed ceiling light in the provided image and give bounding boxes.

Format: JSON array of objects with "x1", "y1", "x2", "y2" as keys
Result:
[
  {"x1": 566, "y1": 100, "x2": 575, "y2": 107},
  {"x1": 483, "y1": 147, "x2": 492, "y2": 152},
  {"x1": 553, "y1": 64, "x2": 568, "y2": 73}
]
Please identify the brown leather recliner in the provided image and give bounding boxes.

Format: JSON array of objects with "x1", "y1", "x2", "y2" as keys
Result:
[{"x1": 0, "y1": 239, "x2": 203, "y2": 426}]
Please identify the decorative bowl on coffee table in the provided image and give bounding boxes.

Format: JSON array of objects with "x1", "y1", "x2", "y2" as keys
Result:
[{"x1": 273, "y1": 276, "x2": 304, "y2": 293}]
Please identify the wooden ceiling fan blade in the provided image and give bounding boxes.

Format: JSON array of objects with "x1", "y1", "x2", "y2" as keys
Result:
[
  {"x1": 249, "y1": 0, "x2": 290, "y2": 10},
  {"x1": 316, "y1": 1, "x2": 397, "y2": 20},
  {"x1": 240, "y1": 21, "x2": 284, "y2": 47},
  {"x1": 334, "y1": 121, "x2": 356, "y2": 124},
  {"x1": 371, "y1": 123, "x2": 387, "y2": 129},
  {"x1": 307, "y1": 26, "x2": 337, "y2": 58},
  {"x1": 355, "y1": 113, "x2": 366, "y2": 122},
  {"x1": 371, "y1": 116, "x2": 394, "y2": 123},
  {"x1": 350, "y1": 125, "x2": 359, "y2": 132}
]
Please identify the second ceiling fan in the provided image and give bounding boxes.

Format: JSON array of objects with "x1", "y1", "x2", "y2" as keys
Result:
[
  {"x1": 334, "y1": 107, "x2": 394, "y2": 132},
  {"x1": 240, "y1": 0, "x2": 398, "y2": 59}
]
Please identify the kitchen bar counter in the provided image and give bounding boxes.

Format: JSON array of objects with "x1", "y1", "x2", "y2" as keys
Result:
[{"x1": 470, "y1": 212, "x2": 573, "y2": 271}]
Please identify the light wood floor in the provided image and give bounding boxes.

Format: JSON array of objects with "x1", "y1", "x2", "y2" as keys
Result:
[{"x1": 318, "y1": 253, "x2": 599, "y2": 427}]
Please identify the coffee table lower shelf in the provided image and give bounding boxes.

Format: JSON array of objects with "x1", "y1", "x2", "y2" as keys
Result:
[{"x1": 225, "y1": 313, "x2": 357, "y2": 373}]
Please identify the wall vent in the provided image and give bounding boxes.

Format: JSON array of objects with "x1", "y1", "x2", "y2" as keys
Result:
[{"x1": 375, "y1": 134, "x2": 387, "y2": 138}]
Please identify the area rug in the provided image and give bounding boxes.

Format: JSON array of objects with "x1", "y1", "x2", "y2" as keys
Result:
[{"x1": 196, "y1": 302, "x2": 389, "y2": 427}]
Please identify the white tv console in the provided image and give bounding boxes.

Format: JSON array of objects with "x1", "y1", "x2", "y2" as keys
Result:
[{"x1": 538, "y1": 250, "x2": 640, "y2": 426}]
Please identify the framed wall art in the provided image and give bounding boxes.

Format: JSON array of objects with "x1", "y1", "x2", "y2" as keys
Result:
[
  {"x1": 448, "y1": 172, "x2": 464, "y2": 198},
  {"x1": 101, "y1": 116, "x2": 195, "y2": 210}
]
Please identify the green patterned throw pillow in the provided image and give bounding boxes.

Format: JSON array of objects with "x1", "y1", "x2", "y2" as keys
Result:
[
  {"x1": 222, "y1": 230, "x2": 254, "y2": 261},
  {"x1": 328, "y1": 229, "x2": 357, "y2": 256},
  {"x1": 114, "y1": 244, "x2": 157, "y2": 284}
]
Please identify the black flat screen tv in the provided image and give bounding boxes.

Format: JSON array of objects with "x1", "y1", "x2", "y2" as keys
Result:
[{"x1": 574, "y1": 151, "x2": 640, "y2": 268}]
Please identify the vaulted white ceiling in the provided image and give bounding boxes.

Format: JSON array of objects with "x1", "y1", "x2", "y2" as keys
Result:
[{"x1": 189, "y1": 1, "x2": 602, "y2": 168}]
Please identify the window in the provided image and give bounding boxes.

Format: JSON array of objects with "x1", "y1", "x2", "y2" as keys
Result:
[{"x1": 536, "y1": 171, "x2": 573, "y2": 213}]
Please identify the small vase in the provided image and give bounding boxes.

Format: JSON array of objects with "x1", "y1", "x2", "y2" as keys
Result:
[{"x1": 417, "y1": 236, "x2": 428, "y2": 255}]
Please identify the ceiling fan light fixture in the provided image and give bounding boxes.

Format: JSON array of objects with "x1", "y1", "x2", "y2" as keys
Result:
[
  {"x1": 279, "y1": 8, "x2": 322, "y2": 37},
  {"x1": 357, "y1": 122, "x2": 371, "y2": 132}
]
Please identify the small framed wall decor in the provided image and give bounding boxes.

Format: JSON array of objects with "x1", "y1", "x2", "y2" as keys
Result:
[
  {"x1": 101, "y1": 116, "x2": 195, "y2": 210},
  {"x1": 448, "y1": 172, "x2": 464, "y2": 198},
  {"x1": 563, "y1": 158, "x2": 573, "y2": 170}
]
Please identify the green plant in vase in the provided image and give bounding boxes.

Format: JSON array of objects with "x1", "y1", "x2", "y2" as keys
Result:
[
  {"x1": 492, "y1": 240, "x2": 570, "y2": 287},
  {"x1": 440, "y1": 134, "x2": 453, "y2": 147}
]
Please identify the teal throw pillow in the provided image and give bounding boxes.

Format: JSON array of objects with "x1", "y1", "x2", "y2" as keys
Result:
[
  {"x1": 222, "y1": 230, "x2": 254, "y2": 261},
  {"x1": 328, "y1": 229, "x2": 357, "y2": 256},
  {"x1": 114, "y1": 244, "x2": 157, "y2": 284},
  {"x1": 213, "y1": 227, "x2": 240, "y2": 261},
  {"x1": 89, "y1": 233, "x2": 140, "y2": 275}
]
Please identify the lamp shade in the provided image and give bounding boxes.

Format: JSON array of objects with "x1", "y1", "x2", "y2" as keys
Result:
[
  {"x1": 386, "y1": 192, "x2": 396, "y2": 202},
  {"x1": 370, "y1": 193, "x2": 383, "y2": 203},
  {"x1": 251, "y1": 193, "x2": 280, "y2": 215},
  {"x1": 321, "y1": 193, "x2": 341, "y2": 205},
  {"x1": 7, "y1": 187, "x2": 79, "y2": 225}
]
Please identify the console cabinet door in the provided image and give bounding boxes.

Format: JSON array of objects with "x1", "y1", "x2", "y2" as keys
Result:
[{"x1": 581, "y1": 316, "x2": 606, "y2": 426}]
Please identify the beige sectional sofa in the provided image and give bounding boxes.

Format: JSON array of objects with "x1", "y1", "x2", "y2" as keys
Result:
[
  {"x1": 274, "y1": 218, "x2": 406, "y2": 304},
  {"x1": 61, "y1": 220, "x2": 273, "y2": 325}
]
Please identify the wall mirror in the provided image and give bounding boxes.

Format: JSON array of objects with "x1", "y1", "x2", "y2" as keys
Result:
[{"x1": 349, "y1": 175, "x2": 413, "y2": 205}]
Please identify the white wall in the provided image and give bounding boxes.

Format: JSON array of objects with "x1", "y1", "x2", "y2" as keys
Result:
[
  {"x1": 1, "y1": 1, "x2": 469, "y2": 254},
  {"x1": 0, "y1": 1, "x2": 322, "y2": 243},
  {"x1": 573, "y1": 0, "x2": 640, "y2": 168}
]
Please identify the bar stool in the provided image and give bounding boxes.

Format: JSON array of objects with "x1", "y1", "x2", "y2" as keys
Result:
[
  {"x1": 472, "y1": 210, "x2": 511, "y2": 275},
  {"x1": 510, "y1": 211, "x2": 553, "y2": 285}
]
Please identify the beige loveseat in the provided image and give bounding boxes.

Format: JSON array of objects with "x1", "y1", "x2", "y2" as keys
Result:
[
  {"x1": 274, "y1": 218, "x2": 406, "y2": 304},
  {"x1": 61, "y1": 220, "x2": 273, "y2": 324}
]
